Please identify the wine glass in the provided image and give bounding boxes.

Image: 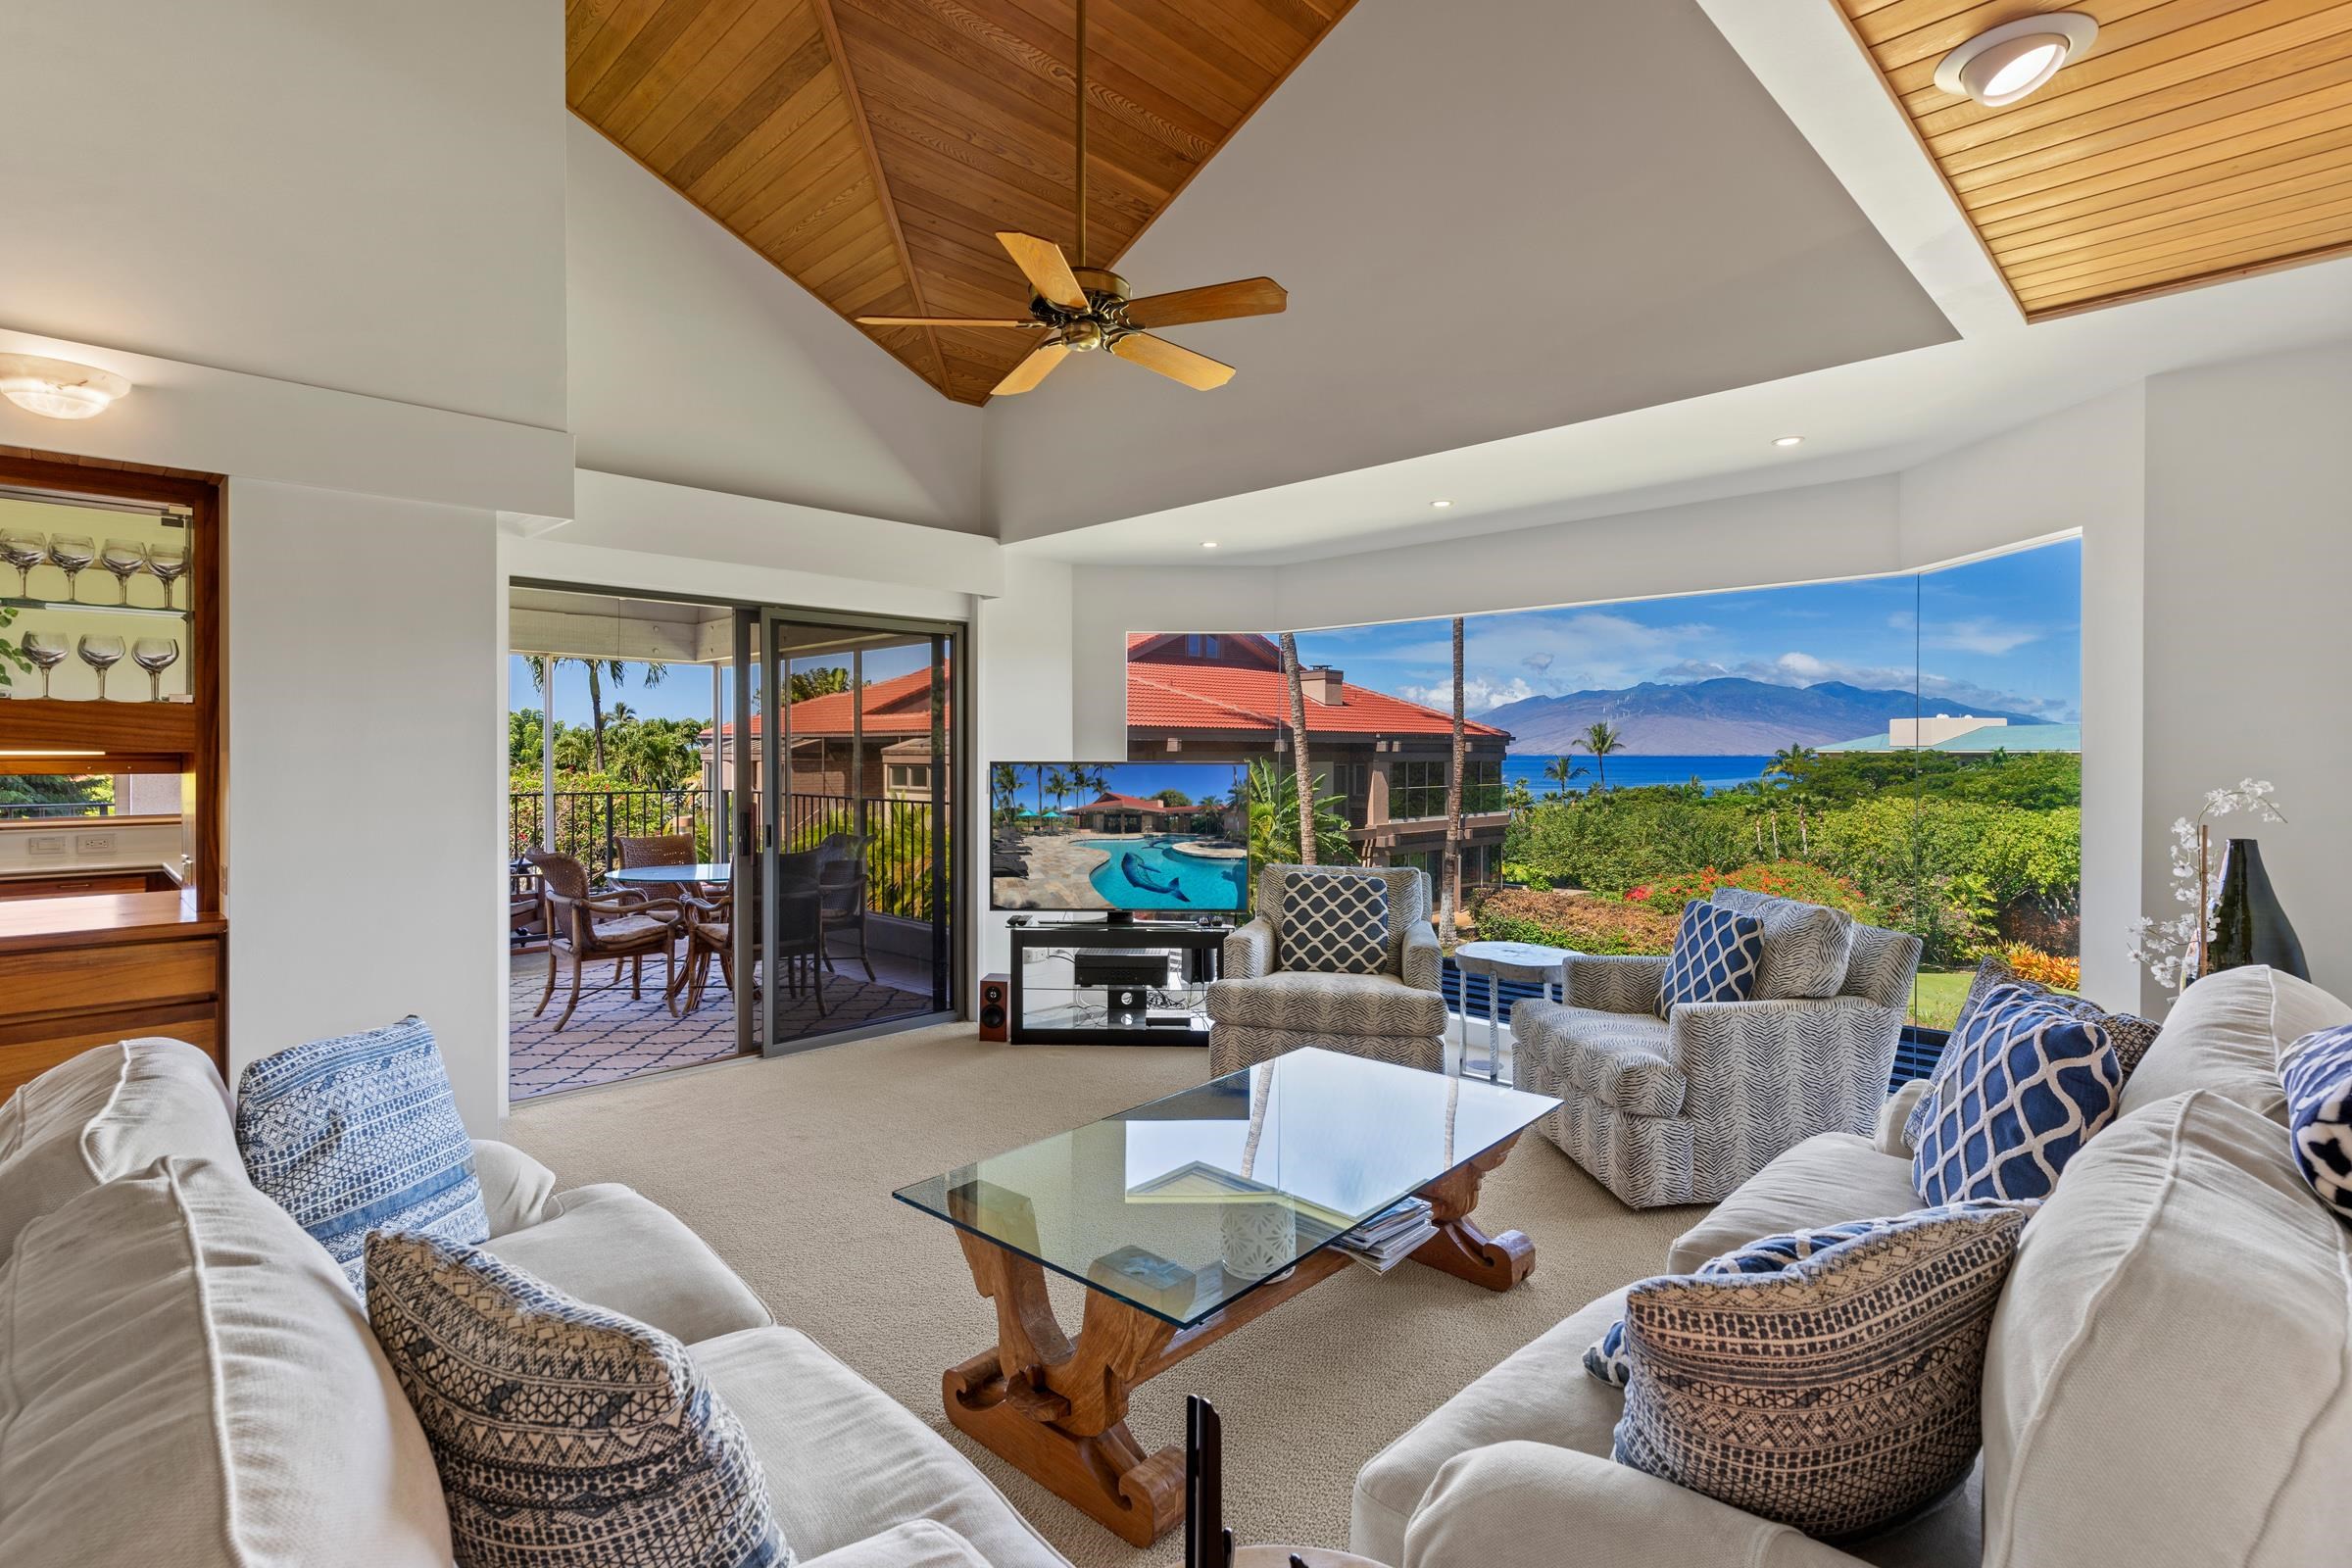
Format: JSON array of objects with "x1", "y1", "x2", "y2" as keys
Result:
[
  {"x1": 100, "y1": 537, "x2": 149, "y2": 606},
  {"x1": 133, "y1": 637, "x2": 180, "y2": 701},
  {"x1": 144, "y1": 536, "x2": 189, "y2": 611},
  {"x1": 46, "y1": 534, "x2": 94, "y2": 604},
  {"x1": 0, "y1": 528, "x2": 43, "y2": 596},
  {"x1": 22, "y1": 633, "x2": 68, "y2": 697},
  {"x1": 76, "y1": 635, "x2": 125, "y2": 701}
]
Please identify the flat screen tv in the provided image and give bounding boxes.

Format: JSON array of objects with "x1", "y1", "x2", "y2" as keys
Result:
[{"x1": 990, "y1": 761, "x2": 1249, "y2": 914}]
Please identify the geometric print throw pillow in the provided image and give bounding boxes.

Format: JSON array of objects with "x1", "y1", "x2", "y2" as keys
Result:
[
  {"x1": 1581, "y1": 1198, "x2": 2034, "y2": 1387},
  {"x1": 1278, "y1": 870, "x2": 1390, "y2": 975},
  {"x1": 1911, "y1": 984, "x2": 2123, "y2": 1206},
  {"x1": 2281, "y1": 1024, "x2": 2352, "y2": 1222},
  {"x1": 235, "y1": 1015, "x2": 488, "y2": 1297},
  {"x1": 1655, "y1": 901, "x2": 1764, "y2": 1021},
  {"x1": 1608, "y1": 1200, "x2": 2032, "y2": 1542},
  {"x1": 365, "y1": 1233, "x2": 790, "y2": 1568},
  {"x1": 1905, "y1": 956, "x2": 2160, "y2": 1152}
]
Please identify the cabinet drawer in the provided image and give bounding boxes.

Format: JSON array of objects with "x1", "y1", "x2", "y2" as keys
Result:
[
  {"x1": 0, "y1": 937, "x2": 220, "y2": 1022},
  {"x1": 0, "y1": 873, "x2": 152, "y2": 901},
  {"x1": 0, "y1": 1006, "x2": 219, "y2": 1102}
]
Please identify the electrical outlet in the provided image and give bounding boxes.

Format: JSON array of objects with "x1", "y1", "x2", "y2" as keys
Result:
[
  {"x1": 27, "y1": 834, "x2": 68, "y2": 858},
  {"x1": 76, "y1": 831, "x2": 117, "y2": 856}
]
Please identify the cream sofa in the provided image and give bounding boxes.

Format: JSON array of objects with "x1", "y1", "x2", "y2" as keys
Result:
[
  {"x1": 0, "y1": 1038, "x2": 1070, "y2": 1568},
  {"x1": 1353, "y1": 965, "x2": 2352, "y2": 1568}
]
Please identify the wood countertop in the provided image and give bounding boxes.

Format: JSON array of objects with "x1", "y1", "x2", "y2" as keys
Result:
[{"x1": 0, "y1": 889, "x2": 225, "y2": 955}]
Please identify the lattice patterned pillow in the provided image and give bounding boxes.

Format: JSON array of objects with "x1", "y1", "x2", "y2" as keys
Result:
[
  {"x1": 1608, "y1": 1201, "x2": 2031, "y2": 1541},
  {"x1": 1912, "y1": 984, "x2": 2123, "y2": 1205},
  {"x1": 1905, "y1": 958, "x2": 2160, "y2": 1151},
  {"x1": 366, "y1": 1232, "x2": 789, "y2": 1568},
  {"x1": 2282, "y1": 1024, "x2": 2352, "y2": 1221},
  {"x1": 1278, "y1": 870, "x2": 1390, "y2": 975},
  {"x1": 1654, "y1": 901, "x2": 1764, "y2": 1020},
  {"x1": 235, "y1": 1015, "x2": 486, "y2": 1296}
]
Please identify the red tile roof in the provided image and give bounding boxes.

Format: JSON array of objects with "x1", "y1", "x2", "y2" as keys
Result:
[
  {"x1": 1127, "y1": 633, "x2": 1507, "y2": 740},
  {"x1": 1078, "y1": 792, "x2": 1188, "y2": 813},
  {"x1": 707, "y1": 666, "x2": 944, "y2": 740}
]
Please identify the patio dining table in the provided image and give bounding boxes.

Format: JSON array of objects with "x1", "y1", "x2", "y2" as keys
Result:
[{"x1": 607, "y1": 861, "x2": 733, "y2": 885}]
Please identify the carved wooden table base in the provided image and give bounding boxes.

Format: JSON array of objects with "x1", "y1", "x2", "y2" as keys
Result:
[{"x1": 941, "y1": 1133, "x2": 1533, "y2": 1545}]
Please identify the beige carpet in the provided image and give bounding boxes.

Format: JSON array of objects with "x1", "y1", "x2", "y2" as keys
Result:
[{"x1": 504, "y1": 1023, "x2": 1701, "y2": 1566}]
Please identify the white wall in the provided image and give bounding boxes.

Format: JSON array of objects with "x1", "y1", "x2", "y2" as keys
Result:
[
  {"x1": 972, "y1": 557, "x2": 1077, "y2": 978},
  {"x1": 566, "y1": 122, "x2": 987, "y2": 532},
  {"x1": 226, "y1": 481, "x2": 507, "y2": 1130},
  {"x1": 0, "y1": 2, "x2": 567, "y2": 431},
  {"x1": 2142, "y1": 343, "x2": 2352, "y2": 1004}
]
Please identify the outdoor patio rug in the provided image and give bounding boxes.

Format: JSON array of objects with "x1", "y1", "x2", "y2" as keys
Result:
[{"x1": 507, "y1": 956, "x2": 928, "y2": 1099}]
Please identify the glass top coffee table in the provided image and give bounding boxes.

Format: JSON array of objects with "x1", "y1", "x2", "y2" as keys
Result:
[{"x1": 894, "y1": 1047, "x2": 1559, "y2": 1545}]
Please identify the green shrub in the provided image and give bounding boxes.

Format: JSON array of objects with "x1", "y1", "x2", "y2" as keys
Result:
[{"x1": 1473, "y1": 889, "x2": 1680, "y2": 956}]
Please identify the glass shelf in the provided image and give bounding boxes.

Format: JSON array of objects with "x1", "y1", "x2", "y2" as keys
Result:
[{"x1": 1, "y1": 596, "x2": 189, "y2": 621}]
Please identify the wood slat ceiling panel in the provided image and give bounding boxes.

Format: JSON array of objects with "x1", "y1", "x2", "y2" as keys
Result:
[
  {"x1": 1836, "y1": 0, "x2": 2352, "y2": 316},
  {"x1": 569, "y1": 0, "x2": 1355, "y2": 403}
]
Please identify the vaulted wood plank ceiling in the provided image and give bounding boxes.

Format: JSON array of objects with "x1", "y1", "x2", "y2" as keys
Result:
[
  {"x1": 567, "y1": 0, "x2": 1354, "y2": 404},
  {"x1": 1838, "y1": 0, "x2": 2352, "y2": 318}
]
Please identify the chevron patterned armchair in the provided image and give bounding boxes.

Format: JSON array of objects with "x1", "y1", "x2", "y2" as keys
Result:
[
  {"x1": 1511, "y1": 890, "x2": 1922, "y2": 1208},
  {"x1": 1206, "y1": 863, "x2": 1448, "y2": 1078}
]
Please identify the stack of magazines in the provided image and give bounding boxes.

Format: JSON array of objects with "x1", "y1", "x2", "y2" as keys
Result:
[{"x1": 1335, "y1": 1198, "x2": 1438, "y2": 1274}]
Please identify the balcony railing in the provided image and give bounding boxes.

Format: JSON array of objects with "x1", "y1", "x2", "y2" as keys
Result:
[
  {"x1": 0, "y1": 800, "x2": 115, "y2": 821},
  {"x1": 507, "y1": 787, "x2": 944, "y2": 920}
]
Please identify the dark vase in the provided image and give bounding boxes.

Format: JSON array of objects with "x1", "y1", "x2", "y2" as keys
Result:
[{"x1": 2206, "y1": 837, "x2": 2309, "y2": 981}]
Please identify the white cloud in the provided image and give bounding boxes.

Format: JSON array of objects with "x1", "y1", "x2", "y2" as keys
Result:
[
  {"x1": 1401, "y1": 674, "x2": 1539, "y2": 711},
  {"x1": 1923, "y1": 617, "x2": 2041, "y2": 656}
]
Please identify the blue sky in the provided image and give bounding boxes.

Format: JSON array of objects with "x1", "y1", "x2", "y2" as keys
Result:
[
  {"x1": 512, "y1": 643, "x2": 934, "y2": 727},
  {"x1": 1292, "y1": 537, "x2": 2082, "y2": 722},
  {"x1": 991, "y1": 762, "x2": 1243, "y2": 809}
]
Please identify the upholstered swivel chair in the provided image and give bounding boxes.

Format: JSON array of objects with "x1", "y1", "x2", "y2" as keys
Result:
[
  {"x1": 1510, "y1": 888, "x2": 1922, "y2": 1208},
  {"x1": 1206, "y1": 863, "x2": 1448, "y2": 1077}
]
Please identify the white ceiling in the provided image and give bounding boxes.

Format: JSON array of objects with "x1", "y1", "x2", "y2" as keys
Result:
[{"x1": 1014, "y1": 0, "x2": 2352, "y2": 565}]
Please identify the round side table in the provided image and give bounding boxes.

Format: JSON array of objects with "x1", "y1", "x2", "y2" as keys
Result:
[{"x1": 1451, "y1": 939, "x2": 1576, "y2": 1083}]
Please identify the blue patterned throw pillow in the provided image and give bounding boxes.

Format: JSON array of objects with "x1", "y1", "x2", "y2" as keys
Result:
[
  {"x1": 366, "y1": 1233, "x2": 788, "y2": 1568},
  {"x1": 1654, "y1": 901, "x2": 1764, "y2": 1020},
  {"x1": 235, "y1": 1015, "x2": 487, "y2": 1295},
  {"x1": 1279, "y1": 870, "x2": 1390, "y2": 974},
  {"x1": 1608, "y1": 1201, "x2": 2031, "y2": 1541},
  {"x1": 1904, "y1": 956, "x2": 2161, "y2": 1151},
  {"x1": 1911, "y1": 984, "x2": 2123, "y2": 1206},
  {"x1": 2282, "y1": 1024, "x2": 2352, "y2": 1221}
]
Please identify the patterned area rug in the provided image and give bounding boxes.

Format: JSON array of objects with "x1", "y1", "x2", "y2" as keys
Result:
[{"x1": 508, "y1": 954, "x2": 932, "y2": 1100}]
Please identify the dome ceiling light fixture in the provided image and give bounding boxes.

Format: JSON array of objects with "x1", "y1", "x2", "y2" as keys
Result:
[
  {"x1": 0, "y1": 354, "x2": 132, "y2": 420},
  {"x1": 1935, "y1": 14, "x2": 2098, "y2": 108}
]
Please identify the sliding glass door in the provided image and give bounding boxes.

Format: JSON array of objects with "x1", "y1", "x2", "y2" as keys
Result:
[{"x1": 735, "y1": 608, "x2": 960, "y2": 1056}]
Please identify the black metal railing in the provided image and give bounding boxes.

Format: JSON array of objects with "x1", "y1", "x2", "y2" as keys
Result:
[{"x1": 507, "y1": 787, "x2": 945, "y2": 920}]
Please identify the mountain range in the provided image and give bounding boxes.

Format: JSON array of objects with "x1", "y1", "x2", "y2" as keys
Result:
[{"x1": 1482, "y1": 678, "x2": 2047, "y2": 755}]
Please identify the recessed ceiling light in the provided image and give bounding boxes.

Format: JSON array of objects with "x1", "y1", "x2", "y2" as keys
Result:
[
  {"x1": 1935, "y1": 14, "x2": 2096, "y2": 108},
  {"x1": 0, "y1": 354, "x2": 132, "y2": 420},
  {"x1": 1773, "y1": 435, "x2": 1804, "y2": 448},
  {"x1": 1430, "y1": 499, "x2": 1453, "y2": 509},
  {"x1": 1200, "y1": 541, "x2": 1218, "y2": 549}
]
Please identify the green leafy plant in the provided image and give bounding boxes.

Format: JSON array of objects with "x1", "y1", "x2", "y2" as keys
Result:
[
  {"x1": 1243, "y1": 756, "x2": 1352, "y2": 876},
  {"x1": 0, "y1": 604, "x2": 32, "y2": 690}
]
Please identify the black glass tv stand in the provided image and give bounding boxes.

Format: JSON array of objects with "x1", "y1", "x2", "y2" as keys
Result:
[{"x1": 1006, "y1": 918, "x2": 1226, "y2": 1045}]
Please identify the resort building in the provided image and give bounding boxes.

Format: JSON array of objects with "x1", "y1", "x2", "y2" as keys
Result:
[
  {"x1": 1069, "y1": 792, "x2": 1198, "y2": 833},
  {"x1": 1126, "y1": 633, "x2": 1514, "y2": 888},
  {"x1": 1823, "y1": 716, "x2": 2083, "y2": 755}
]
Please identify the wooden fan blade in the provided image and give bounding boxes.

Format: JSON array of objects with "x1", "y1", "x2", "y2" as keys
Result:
[
  {"x1": 856, "y1": 316, "x2": 1043, "y2": 328},
  {"x1": 992, "y1": 343, "x2": 1071, "y2": 396},
  {"x1": 1109, "y1": 332, "x2": 1235, "y2": 390},
  {"x1": 997, "y1": 231, "x2": 1088, "y2": 311},
  {"x1": 1121, "y1": 277, "x2": 1287, "y2": 329}
]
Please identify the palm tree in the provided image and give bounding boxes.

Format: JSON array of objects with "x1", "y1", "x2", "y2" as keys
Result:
[
  {"x1": 1045, "y1": 766, "x2": 1073, "y2": 817},
  {"x1": 524, "y1": 656, "x2": 668, "y2": 774},
  {"x1": 787, "y1": 665, "x2": 852, "y2": 703},
  {"x1": 1542, "y1": 755, "x2": 1589, "y2": 799},
  {"x1": 1244, "y1": 757, "x2": 1351, "y2": 868},
  {"x1": 990, "y1": 763, "x2": 1022, "y2": 827},
  {"x1": 1278, "y1": 631, "x2": 1316, "y2": 865},
  {"x1": 1766, "y1": 743, "x2": 1819, "y2": 855},
  {"x1": 1579, "y1": 720, "x2": 1623, "y2": 791},
  {"x1": 1441, "y1": 615, "x2": 1465, "y2": 943}
]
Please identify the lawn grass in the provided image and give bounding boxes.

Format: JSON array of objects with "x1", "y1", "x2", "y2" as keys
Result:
[{"x1": 1909, "y1": 968, "x2": 1974, "y2": 1032}]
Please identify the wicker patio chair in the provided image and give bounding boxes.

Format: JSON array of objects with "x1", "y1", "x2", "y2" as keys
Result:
[
  {"x1": 676, "y1": 855, "x2": 827, "y2": 1020},
  {"x1": 814, "y1": 832, "x2": 875, "y2": 982},
  {"x1": 523, "y1": 848, "x2": 683, "y2": 1031}
]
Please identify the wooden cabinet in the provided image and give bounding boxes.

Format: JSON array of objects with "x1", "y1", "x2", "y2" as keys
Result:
[
  {"x1": 0, "y1": 869, "x2": 177, "y2": 900},
  {"x1": 0, "y1": 894, "x2": 226, "y2": 1100}
]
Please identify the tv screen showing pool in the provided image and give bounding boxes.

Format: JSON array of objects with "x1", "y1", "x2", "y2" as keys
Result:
[{"x1": 989, "y1": 761, "x2": 1250, "y2": 913}]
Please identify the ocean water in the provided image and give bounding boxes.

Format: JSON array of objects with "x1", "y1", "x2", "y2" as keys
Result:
[{"x1": 1504, "y1": 754, "x2": 1776, "y2": 796}]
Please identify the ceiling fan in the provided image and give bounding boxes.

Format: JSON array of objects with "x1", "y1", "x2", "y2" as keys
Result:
[{"x1": 855, "y1": 0, "x2": 1286, "y2": 397}]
